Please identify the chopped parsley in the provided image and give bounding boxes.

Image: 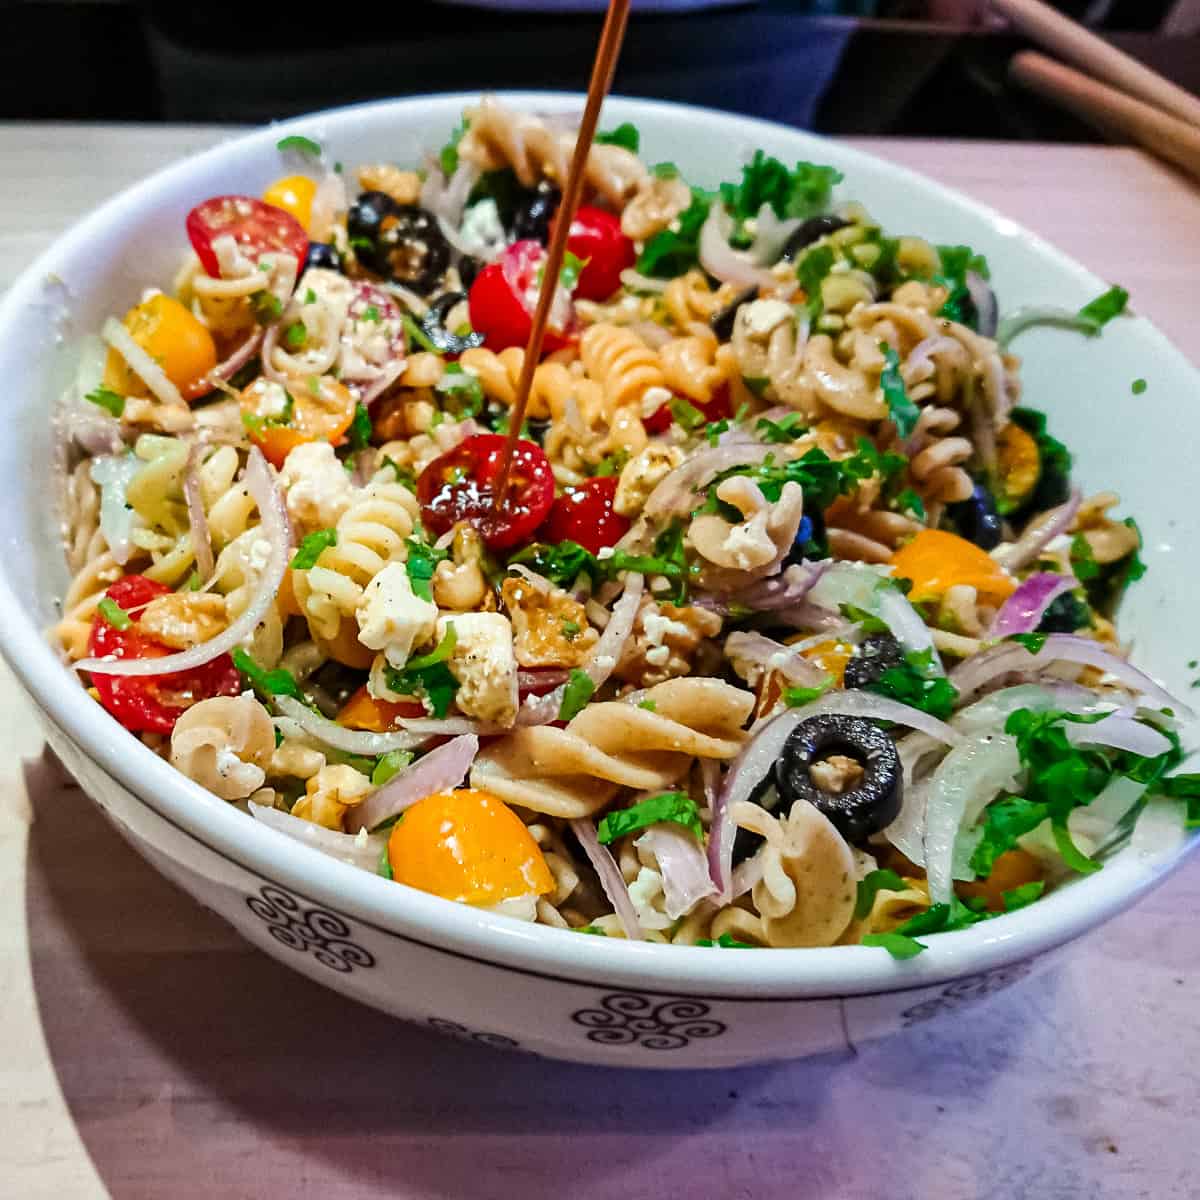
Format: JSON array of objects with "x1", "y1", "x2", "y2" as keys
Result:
[
  {"x1": 290, "y1": 529, "x2": 337, "y2": 570},
  {"x1": 893, "y1": 488, "x2": 926, "y2": 521},
  {"x1": 669, "y1": 397, "x2": 705, "y2": 431},
  {"x1": 879, "y1": 344, "x2": 920, "y2": 439},
  {"x1": 348, "y1": 402, "x2": 373, "y2": 452},
  {"x1": 405, "y1": 537, "x2": 449, "y2": 601},
  {"x1": 596, "y1": 791, "x2": 703, "y2": 844},
  {"x1": 508, "y1": 540, "x2": 597, "y2": 588},
  {"x1": 1070, "y1": 534, "x2": 1100, "y2": 582},
  {"x1": 797, "y1": 243, "x2": 835, "y2": 320},
  {"x1": 854, "y1": 868, "x2": 908, "y2": 919},
  {"x1": 561, "y1": 620, "x2": 581, "y2": 641},
  {"x1": 756, "y1": 412, "x2": 808, "y2": 443},
  {"x1": 97, "y1": 597, "x2": 132, "y2": 630},
  {"x1": 935, "y1": 243, "x2": 991, "y2": 328},
  {"x1": 783, "y1": 677, "x2": 834, "y2": 708},
  {"x1": 638, "y1": 699, "x2": 657, "y2": 712},
  {"x1": 1002, "y1": 880, "x2": 1045, "y2": 911},
  {"x1": 861, "y1": 931, "x2": 926, "y2": 959},
  {"x1": 651, "y1": 161, "x2": 680, "y2": 179},
  {"x1": 696, "y1": 933, "x2": 756, "y2": 949},
  {"x1": 241, "y1": 389, "x2": 295, "y2": 438},
  {"x1": 868, "y1": 649, "x2": 958, "y2": 720},
  {"x1": 401, "y1": 313, "x2": 439, "y2": 354},
  {"x1": 558, "y1": 669, "x2": 595, "y2": 722},
  {"x1": 1010, "y1": 632, "x2": 1048, "y2": 655},
  {"x1": 304, "y1": 287, "x2": 317, "y2": 305},
  {"x1": 592, "y1": 450, "x2": 630, "y2": 478},
  {"x1": 372, "y1": 749, "x2": 414, "y2": 788},
  {"x1": 284, "y1": 320, "x2": 307, "y2": 350},
  {"x1": 232, "y1": 648, "x2": 305, "y2": 702},
  {"x1": 361, "y1": 304, "x2": 381, "y2": 324},
  {"x1": 1010, "y1": 406, "x2": 1073, "y2": 513},
  {"x1": 595, "y1": 122, "x2": 639, "y2": 153},
  {"x1": 250, "y1": 290, "x2": 283, "y2": 325},
  {"x1": 438, "y1": 116, "x2": 468, "y2": 177},
  {"x1": 434, "y1": 363, "x2": 486, "y2": 419},
  {"x1": 1077, "y1": 284, "x2": 1130, "y2": 333},
  {"x1": 1132, "y1": 378, "x2": 1147, "y2": 395},
  {"x1": 276, "y1": 134, "x2": 322, "y2": 158},
  {"x1": 383, "y1": 625, "x2": 459, "y2": 719},
  {"x1": 378, "y1": 841, "x2": 393, "y2": 880},
  {"x1": 635, "y1": 189, "x2": 711, "y2": 278},
  {"x1": 85, "y1": 386, "x2": 125, "y2": 418},
  {"x1": 719, "y1": 151, "x2": 842, "y2": 247}
]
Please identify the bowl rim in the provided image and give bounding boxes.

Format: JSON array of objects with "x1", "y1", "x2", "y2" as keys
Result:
[{"x1": 3, "y1": 90, "x2": 1197, "y2": 1000}]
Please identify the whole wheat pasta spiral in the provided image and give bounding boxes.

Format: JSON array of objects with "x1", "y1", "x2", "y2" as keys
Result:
[{"x1": 580, "y1": 323, "x2": 666, "y2": 411}]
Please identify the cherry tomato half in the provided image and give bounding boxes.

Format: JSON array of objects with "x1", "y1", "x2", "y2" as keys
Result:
[
  {"x1": 467, "y1": 239, "x2": 574, "y2": 353},
  {"x1": 644, "y1": 382, "x2": 734, "y2": 435},
  {"x1": 541, "y1": 476, "x2": 630, "y2": 555},
  {"x1": 88, "y1": 576, "x2": 241, "y2": 735},
  {"x1": 337, "y1": 685, "x2": 426, "y2": 732},
  {"x1": 103, "y1": 293, "x2": 218, "y2": 403},
  {"x1": 239, "y1": 375, "x2": 357, "y2": 468},
  {"x1": 552, "y1": 205, "x2": 635, "y2": 301},
  {"x1": 186, "y1": 195, "x2": 309, "y2": 279},
  {"x1": 417, "y1": 433, "x2": 555, "y2": 551}
]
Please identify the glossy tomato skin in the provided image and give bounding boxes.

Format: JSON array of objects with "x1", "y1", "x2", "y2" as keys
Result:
[
  {"x1": 644, "y1": 382, "x2": 733, "y2": 434},
  {"x1": 88, "y1": 576, "x2": 241, "y2": 735},
  {"x1": 467, "y1": 240, "x2": 572, "y2": 353},
  {"x1": 541, "y1": 476, "x2": 630, "y2": 555},
  {"x1": 555, "y1": 205, "x2": 635, "y2": 301},
  {"x1": 186, "y1": 195, "x2": 309, "y2": 279},
  {"x1": 417, "y1": 433, "x2": 555, "y2": 551}
]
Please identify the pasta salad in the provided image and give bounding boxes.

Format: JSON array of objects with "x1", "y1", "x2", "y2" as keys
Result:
[{"x1": 55, "y1": 97, "x2": 1199, "y2": 955}]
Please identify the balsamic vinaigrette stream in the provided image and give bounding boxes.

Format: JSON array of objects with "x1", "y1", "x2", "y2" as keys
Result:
[{"x1": 486, "y1": 0, "x2": 633, "y2": 525}]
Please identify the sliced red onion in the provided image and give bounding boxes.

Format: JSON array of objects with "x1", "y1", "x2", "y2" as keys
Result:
[
  {"x1": 988, "y1": 572, "x2": 1074, "y2": 638},
  {"x1": 345, "y1": 734, "x2": 479, "y2": 834},
  {"x1": 76, "y1": 448, "x2": 288, "y2": 676},
  {"x1": 570, "y1": 817, "x2": 643, "y2": 941},
  {"x1": 992, "y1": 490, "x2": 1081, "y2": 572},
  {"x1": 699, "y1": 203, "x2": 779, "y2": 291},
  {"x1": 420, "y1": 160, "x2": 480, "y2": 228},
  {"x1": 772, "y1": 599, "x2": 851, "y2": 632},
  {"x1": 952, "y1": 682, "x2": 1101, "y2": 735},
  {"x1": 205, "y1": 329, "x2": 263, "y2": 387},
  {"x1": 643, "y1": 442, "x2": 766, "y2": 522},
  {"x1": 250, "y1": 801, "x2": 384, "y2": 872},
  {"x1": 274, "y1": 694, "x2": 434, "y2": 753},
  {"x1": 182, "y1": 445, "x2": 214, "y2": 580},
  {"x1": 965, "y1": 271, "x2": 998, "y2": 339},
  {"x1": 517, "y1": 573, "x2": 643, "y2": 726},
  {"x1": 393, "y1": 715, "x2": 504, "y2": 736},
  {"x1": 638, "y1": 824, "x2": 717, "y2": 919},
  {"x1": 518, "y1": 668, "x2": 569, "y2": 695},
  {"x1": 747, "y1": 205, "x2": 804, "y2": 265},
  {"x1": 700, "y1": 758, "x2": 720, "y2": 810},
  {"x1": 730, "y1": 849, "x2": 764, "y2": 900},
  {"x1": 351, "y1": 447, "x2": 380, "y2": 487},
  {"x1": 924, "y1": 733, "x2": 1022, "y2": 903},
  {"x1": 359, "y1": 358, "x2": 407, "y2": 406},
  {"x1": 1064, "y1": 713, "x2": 1172, "y2": 758},
  {"x1": 950, "y1": 633, "x2": 1192, "y2": 718},
  {"x1": 725, "y1": 631, "x2": 830, "y2": 689}
]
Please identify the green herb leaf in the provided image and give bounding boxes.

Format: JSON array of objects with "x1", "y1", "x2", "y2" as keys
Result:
[
  {"x1": 597, "y1": 791, "x2": 703, "y2": 845},
  {"x1": 1132, "y1": 378, "x2": 1147, "y2": 395},
  {"x1": 372, "y1": 749, "x2": 414, "y2": 788},
  {"x1": 1077, "y1": 285, "x2": 1130, "y2": 333},
  {"x1": 508, "y1": 540, "x2": 598, "y2": 588},
  {"x1": 651, "y1": 161, "x2": 680, "y2": 179},
  {"x1": 405, "y1": 537, "x2": 449, "y2": 601},
  {"x1": 669, "y1": 397, "x2": 705, "y2": 431},
  {"x1": 1010, "y1": 632, "x2": 1048, "y2": 655},
  {"x1": 345, "y1": 402, "x2": 372, "y2": 453},
  {"x1": 719, "y1": 151, "x2": 842, "y2": 247},
  {"x1": 592, "y1": 450, "x2": 630, "y2": 478},
  {"x1": 1002, "y1": 880, "x2": 1045, "y2": 911},
  {"x1": 558, "y1": 669, "x2": 595, "y2": 722},
  {"x1": 595, "y1": 122, "x2": 640, "y2": 153},
  {"x1": 276, "y1": 134, "x2": 321, "y2": 157},
  {"x1": 784, "y1": 677, "x2": 835, "y2": 708},
  {"x1": 869, "y1": 651, "x2": 959, "y2": 720},
  {"x1": 401, "y1": 312, "x2": 439, "y2": 354},
  {"x1": 284, "y1": 320, "x2": 307, "y2": 350},
  {"x1": 435, "y1": 363, "x2": 486, "y2": 418},
  {"x1": 250, "y1": 291, "x2": 283, "y2": 325},
  {"x1": 383, "y1": 625, "x2": 459, "y2": 718},
  {"x1": 378, "y1": 840, "x2": 394, "y2": 880},
  {"x1": 1070, "y1": 534, "x2": 1100, "y2": 582},
  {"x1": 97, "y1": 597, "x2": 132, "y2": 630},
  {"x1": 756, "y1": 413, "x2": 808, "y2": 443},
  {"x1": 879, "y1": 344, "x2": 920, "y2": 439},
  {"x1": 861, "y1": 931, "x2": 926, "y2": 959},
  {"x1": 797, "y1": 244, "x2": 835, "y2": 320},
  {"x1": 290, "y1": 528, "x2": 337, "y2": 570},
  {"x1": 696, "y1": 933, "x2": 756, "y2": 949},
  {"x1": 893, "y1": 488, "x2": 926, "y2": 521},
  {"x1": 232, "y1": 647, "x2": 305, "y2": 701},
  {"x1": 85, "y1": 386, "x2": 125, "y2": 418},
  {"x1": 854, "y1": 868, "x2": 908, "y2": 919},
  {"x1": 635, "y1": 189, "x2": 712, "y2": 278},
  {"x1": 575, "y1": 924, "x2": 607, "y2": 936},
  {"x1": 438, "y1": 117, "x2": 468, "y2": 177},
  {"x1": 638, "y1": 699, "x2": 657, "y2": 712}
]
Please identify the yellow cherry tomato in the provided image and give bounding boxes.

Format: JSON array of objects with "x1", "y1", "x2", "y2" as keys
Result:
[
  {"x1": 891, "y1": 529, "x2": 1016, "y2": 605},
  {"x1": 995, "y1": 421, "x2": 1041, "y2": 514},
  {"x1": 957, "y1": 848, "x2": 1042, "y2": 913},
  {"x1": 263, "y1": 175, "x2": 317, "y2": 232},
  {"x1": 238, "y1": 374, "x2": 357, "y2": 467},
  {"x1": 388, "y1": 789, "x2": 554, "y2": 906},
  {"x1": 802, "y1": 638, "x2": 856, "y2": 687},
  {"x1": 103, "y1": 293, "x2": 218, "y2": 401}
]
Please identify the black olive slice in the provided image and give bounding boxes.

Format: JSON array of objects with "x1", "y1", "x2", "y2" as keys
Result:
[
  {"x1": 304, "y1": 241, "x2": 341, "y2": 273},
  {"x1": 347, "y1": 192, "x2": 450, "y2": 293},
  {"x1": 774, "y1": 714, "x2": 901, "y2": 841},
  {"x1": 512, "y1": 182, "x2": 562, "y2": 242},
  {"x1": 779, "y1": 215, "x2": 851, "y2": 263},
  {"x1": 842, "y1": 632, "x2": 905, "y2": 691},
  {"x1": 709, "y1": 286, "x2": 758, "y2": 341},
  {"x1": 421, "y1": 291, "x2": 485, "y2": 355},
  {"x1": 946, "y1": 482, "x2": 1003, "y2": 551}
]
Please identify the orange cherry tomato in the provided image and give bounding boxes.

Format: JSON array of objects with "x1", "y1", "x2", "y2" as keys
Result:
[
  {"x1": 262, "y1": 175, "x2": 317, "y2": 232},
  {"x1": 239, "y1": 374, "x2": 357, "y2": 468},
  {"x1": 890, "y1": 529, "x2": 1016, "y2": 604},
  {"x1": 802, "y1": 638, "x2": 856, "y2": 687},
  {"x1": 337, "y1": 685, "x2": 425, "y2": 733},
  {"x1": 957, "y1": 848, "x2": 1042, "y2": 912},
  {"x1": 103, "y1": 293, "x2": 218, "y2": 402},
  {"x1": 387, "y1": 789, "x2": 554, "y2": 906}
]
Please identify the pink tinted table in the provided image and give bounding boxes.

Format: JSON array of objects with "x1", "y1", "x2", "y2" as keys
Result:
[{"x1": 2, "y1": 126, "x2": 1199, "y2": 1200}]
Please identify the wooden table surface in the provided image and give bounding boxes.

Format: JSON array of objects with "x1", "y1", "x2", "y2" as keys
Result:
[{"x1": 2, "y1": 125, "x2": 1199, "y2": 1200}]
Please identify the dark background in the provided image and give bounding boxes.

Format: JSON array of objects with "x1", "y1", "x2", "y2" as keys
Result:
[{"x1": 4, "y1": 0, "x2": 1197, "y2": 140}]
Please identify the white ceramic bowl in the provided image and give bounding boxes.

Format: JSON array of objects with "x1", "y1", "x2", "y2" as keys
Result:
[{"x1": 3, "y1": 94, "x2": 1196, "y2": 1068}]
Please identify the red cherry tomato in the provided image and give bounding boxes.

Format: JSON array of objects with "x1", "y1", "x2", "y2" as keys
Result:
[
  {"x1": 417, "y1": 433, "x2": 556, "y2": 551},
  {"x1": 645, "y1": 382, "x2": 734, "y2": 434},
  {"x1": 467, "y1": 240, "x2": 574, "y2": 352},
  {"x1": 87, "y1": 576, "x2": 242, "y2": 735},
  {"x1": 553, "y1": 205, "x2": 636, "y2": 301},
  {"x1": 541, "y1": 476, "x2": 630, "y2": 555},
  {"x1": 186, "y1": 195, "x2": 309, "y2": 279}
]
